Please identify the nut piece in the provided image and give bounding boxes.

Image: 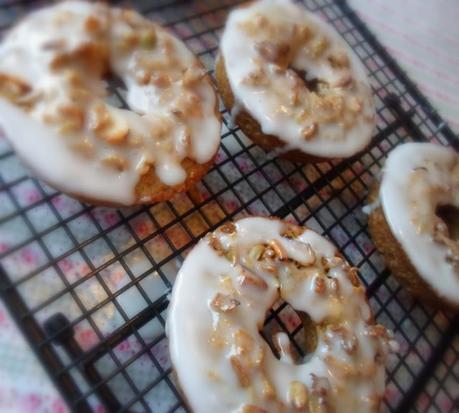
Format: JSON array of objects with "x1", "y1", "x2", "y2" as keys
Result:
[
  {"x1": 261, "y1": 377, "x2": 276, "y2": 399},
  {"x1": 230, "y1": 356, "x2": 250, "y2": 387},
  {"x1": 234, "y1": 329, "x2": 254, "y2": 355},
  {"x1": 328, "y1": 51, "x2": 349, "y2": 68},
  {"x1": 139, "y1": 27, "x2": 157, "y2": 49},
  {"x1": 255, "y1": 41, "x2": 291, "y2": 67},
  {"x1": 71, "y1": 138, "x2": 94, "y2": 158},
  {"x1": 346, "y1": 267, "x2": 361, "y2": 288},
  {"x1": 58, "y1": 104, "x2": 85, "y2": 134},
  {"x1": 302, "y1": 123, "x2": 318, "y2": 140},
  {"x1": 249, "y1": 244, "x2": 265, "y2": 261},
  {"x1": 208, "y1": 235, "x2": 225, "y2": 256},
  {"x1": 288, "y1": 381, "x2": 308, "y2": 409},
  {"x1": 182, "y1": 65, "x2": 206, "y2": 88},
  {"x1": 102, "y1": 155, "x2": 129, "y2": 171},
  {"x1": 268, "y1": 239, "x2": 287, "y2": 260},
  {"x1": 281, "y1": 224, "x2": 305, "y2": 239},
  {"x1": 238, "y1": 267, "x2": 268, "y2": 290},
  {"x1": 0, "y1": 73, "x2": 31, "y2": 101},
  {"x1": 210, "y1": 293, "x2": 240, "y2": 313},
  {"x1": 242, "y1": 405, "x2": 268, "y2": 413},
  {"x1": 219, "y1": 222, "x2": 236, "y2": 235},
  {"x1": 309, "y1": 37, "x2": 329, "y2": 58},
  {"x1": 366, "y1": 324, "x2": 389, "y2": 338},
  {"x1": 313, "y1": 276, "x2": 326, "y2": 294}
]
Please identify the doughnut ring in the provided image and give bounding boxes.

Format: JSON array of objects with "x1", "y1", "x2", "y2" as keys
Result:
[
  {"x1": 216, "y1": 0, "x2": 375, "y2": 163},
  {"x1": 367, "y1": 142, "x2": 459, "y2": 311},
  {"x1": 0, "y1": 1, "x2": 221, "y2": 206},
  {"x1": 168, "y1": 216, "x2": 397, "y2": 413}
]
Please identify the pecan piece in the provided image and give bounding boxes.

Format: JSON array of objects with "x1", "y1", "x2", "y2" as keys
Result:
[
  {"x1": 230, "y1": 356, "x2": 250, "y2": 387},
  {"x1": 210, "y1": 293, "x2": 240, "y2": 313},
  {"x1": 288, "y1": 381, "x2": 308, "y2": 409}
]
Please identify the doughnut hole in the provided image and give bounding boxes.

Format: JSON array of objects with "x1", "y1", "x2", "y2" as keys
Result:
[
  {"x1": 290, "y1": 68, "x2": 324, "y2": 94},
  {"x1": 261, "y1": 303, "x2": 318, "y2": 364},
  {"x1": 436, "y1": 205, "x2": 459, "y2": 241}
]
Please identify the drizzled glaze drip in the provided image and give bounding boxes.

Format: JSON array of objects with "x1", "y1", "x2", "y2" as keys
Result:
[
  {"x1": 167, "y1": 217, "x2": 397, "y2": 413},
  {"x1": 380, "y1": 142, "x2": 459, "y2": 305},
  {"x1": 220, "y1": 0, "x2": 375, "y2": 158},
  {"x1": 0, "y1": 1, "x2": 220, "y2": 205}
]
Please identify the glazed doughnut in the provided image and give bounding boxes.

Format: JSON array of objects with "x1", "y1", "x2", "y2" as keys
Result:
[
  {"x1": 167, "y1": 217, "x2": 397, "y2": 413},
  {"x1": 367, "y1": 143, "x2": 459, "y2": 310},
  {"x1": 0, "y1": 1, "x2": 220, "y2": 206},
  {"x1": 216, "y1": 0, "x2": 375, "y2": 163}
]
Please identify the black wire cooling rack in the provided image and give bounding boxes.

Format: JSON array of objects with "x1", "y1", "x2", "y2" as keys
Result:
[{"x1": 0, "y1": 0, "x2": 458, "y2": 412}]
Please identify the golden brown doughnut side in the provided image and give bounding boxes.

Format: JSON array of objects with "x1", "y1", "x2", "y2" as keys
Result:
[
  {"x1": 367, "y1": 183, "x2": 459, "y2": 312},
  {"x1": 215, "y1": 55, "x2": 329, "y2": 164}
]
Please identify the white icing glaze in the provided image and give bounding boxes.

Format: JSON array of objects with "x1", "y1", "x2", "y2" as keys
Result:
[
  {"x1": 220, "y1": 0, "x2": 375, "y2": 158},
  {"x1": 167, "y1": 217, "x2": 396, "y2": 413},
  {"x1": 0, "y1": 1, "x2": 220, "y2": 205},
  {"x1": 379, "y1": 142, "x2": 459, "y2": 304}
]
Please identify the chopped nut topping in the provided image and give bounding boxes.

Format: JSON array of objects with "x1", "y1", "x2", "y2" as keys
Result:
[
  {"x1": 71, "y1": 138, "x2": 94, "y2": 158},
  {"x1": 366, "y1": 324, "x2": 389, "y2": 339},
  {"x1": 210, "y1": 293, "x2": 240, "y2": 313},
  {"x1": 310, "y1": 93, "x2": 344, "y2": 122},
  {"x1": 288, "y1": 381, "x2": 308, "y2": 409},
  {"x1": 0, "y1": 73, "x2": 31, "y2": 101},
  {"x1": 261, "y1": 377, "x2": 276, "y2": 399},
  {"x1": 89, "y1": 103, "x2": 110, "y2": 132},
  {"x1": 135, "y1": 69, "x2": 151, "y2": 85},
  {"x1": 242, "y1": 405, "x2": 267, "y2": 413},
  {"x1": 182, "y1": 65, "x2": 206, "y2": 88},
  {"x1": 208, "y1": 235, "x2": 225, "y2": 256},
  {"x1": 84, "y1": 16, "x2": 101, "y2": 33},
  {"x1": 249, "y1": 244, "x2": 265, "y2": 262},
  {"x1": 242, "y1": 68, "x2": 269, "y2": 86},
  {"x1": 302, "y1": 123, "x2": 318, "y2": 140},
  {"x1": 268, "y1": 239, "x2": 287, "y2": 260},
  {"x1": 309, "y1": 374, "x2": 332, "y2": 413},
  {"x1": 295, "y1": 24, "x2": 314, "y2": 43},
  {"x1": 308, "y1": 36, "x2": 329, "y2": 58},
  {"x1": 238, "y1": 266, "x2": 268, "y2": 290},
  {"x1": 220, "y1": 222, "x2": 236, "y2": 235},
  {"x1": 57, "y1": 104, "x2": 85, "y2": 134},
  {"x1": 139, "y1": 27, "x2": 156, "y2": 49},
  {"x1": 234, "y1": 329, "x2": 254, "y2": 355},
  {"x1": 313, "y1": 276, "x2": 326, "y2": 294},
  {"x1": 255, "y1": 41, "x2": 291, "y2": 67},
  {"x1": 102, "y1": 155, "x2": 129, "y2": 171},
  {"x1": 230, "y1": 356, "x2": 250, "y2": 387},
  {"x1": 333, "y1": 74, "x2": 353, "y2": 88},
  {"x1": 321, "y1": 256, "x2": 343, "y2": 271},
  {"x1": 95, "y1": 111, "x2": 129, "y2": 144},
  {"x1": 150, "y1": 73, "x2": 171, "y2": 88},
  {"x1": 281, "y1": 224, "x2": 305, "y2": 239},
  {"x1": 328, "y1": 51, "x2": 350, "y2": 68},
  {"x1": 347, "y1": 267, "x2": 361, "y2": 287},
  {"x1": 327, "y1": 277, "x2": 340, "y2": 294}
]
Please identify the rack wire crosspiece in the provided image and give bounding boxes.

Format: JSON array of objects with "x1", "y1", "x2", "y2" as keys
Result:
[{"x1": 0, "y1": 1, "x2": 458, "y2": 412}]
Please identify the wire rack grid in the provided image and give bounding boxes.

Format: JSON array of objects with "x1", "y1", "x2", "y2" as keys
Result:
[{"x1": 0, "y1": 0, "x2": 458, "y2": 412}]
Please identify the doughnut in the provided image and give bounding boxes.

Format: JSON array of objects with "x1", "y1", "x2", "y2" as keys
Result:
[
  {"x1": 0, "y1": 1, "x2": 221, "y2": 206},
  {"x1": 216, "y1": 0, "x2": 375, "y2": 163},
  {"x1": 367, "y1": 142, "x2": 459, "y2": 311},
  {"x1": 167, "y1": 216, "x2": 397, "y2": 412}
]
